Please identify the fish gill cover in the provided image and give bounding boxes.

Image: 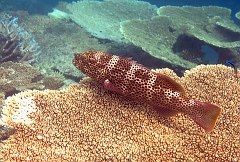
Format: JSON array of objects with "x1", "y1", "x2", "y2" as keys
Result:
[{"x1": 0, "y1": 14, "x2": 41, "y2": 64}]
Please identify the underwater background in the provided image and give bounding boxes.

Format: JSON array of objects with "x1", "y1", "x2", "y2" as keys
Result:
[
  {"x1": 0, "y1": 0, "x2": 239, "y2": 161},
  {"x1": 1, "y1": 0, "x2": 240, "y2": 76},
  {"x1": 2, "y1": 0, "x2": 240, "y2": 18}
]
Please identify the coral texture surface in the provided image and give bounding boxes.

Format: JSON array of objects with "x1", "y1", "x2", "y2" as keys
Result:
[{"x1": 0, "y1": 65, "x2": 239, "y2": 161}]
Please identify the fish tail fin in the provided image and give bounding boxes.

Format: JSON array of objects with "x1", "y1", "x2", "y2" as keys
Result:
[{"x1": 189, "y1": 101, "x2": 221, "y2": 132}]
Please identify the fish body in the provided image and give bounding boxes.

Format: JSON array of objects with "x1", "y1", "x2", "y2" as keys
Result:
[{"x1": 73, "y1": 51, "x2": 221, "y2": 132}]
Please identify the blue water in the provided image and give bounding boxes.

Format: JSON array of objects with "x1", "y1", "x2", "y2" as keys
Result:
[
  {"x1": 149, "y1": 0, "x2": 240, "y2": 22},
  {"x1": 149, "y1": 0, "x2": 239, "y2": 10},
  {"x1": 3, "y1": 0, "x2": 240, "y2": 17},
  {"x1": 201, "y1": 45, "x2": 219, "y2": 64}
]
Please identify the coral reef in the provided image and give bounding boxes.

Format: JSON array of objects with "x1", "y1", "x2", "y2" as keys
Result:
[
  {"x1": 121, "y1": 16, "x2": 197, "y2": 69},
  {"x1": 0, "y1": 14, "x2": 41, "y2": 63},
  {"x1": 0, "y1": 92, "x2": 5, "y2": 109},
  {"x1": 0, "y1": 61, "x2": 44, "y2": 97},
  {"x1": 0, "y1": 65, "x2": 239, "y2": 161},
  {"x1": 0, "y1": 61, "x2": 65, "y2": 100},
  {"x1": 66, "y1": 0, "x2": 158, "y2": 41},
  {"x1": 158, "y1": 6, "x2": 240, "y2": 48},
  {"x1": 43, "y1": 73, "x2": 65, "y2": 90},
  {"x1": 11, "y1": 11, "x2": 109, "y2": 80},
  {"x1": 121, "y1": 6, "x2": 240, "y2": 68}
]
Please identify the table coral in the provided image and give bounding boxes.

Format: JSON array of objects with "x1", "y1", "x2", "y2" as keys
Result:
[
  {"x1": 121, "y1": 6, "x2": 240, "y2": 68},
  {"x1": 158, "y1": 6, "x2": 240, "y2": 48},
  {"x1": 66, "y1": 0, "x2": 158, "y2": 41},
  {"x1": 121, "y1": 16, "x2": 197, "y2": 69},
  {"x1": 0, "y1": 64, "x2": 239, "y2": 161},
  {"x1": 43, "y1": 73, "x2": 65, "y2": 90}
]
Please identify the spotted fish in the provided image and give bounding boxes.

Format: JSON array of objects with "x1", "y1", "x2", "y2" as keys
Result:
[{"x1": 73, "y1": 51, "x2": 221, "y2": 132}]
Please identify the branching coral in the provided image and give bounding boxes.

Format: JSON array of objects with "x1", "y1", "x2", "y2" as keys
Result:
[
  {"x1": 0, "y1": 64, "x2": 239, "y2": 161},
  {"x1": 0, "y1": 14, "x2": 41, "y2": 63}
]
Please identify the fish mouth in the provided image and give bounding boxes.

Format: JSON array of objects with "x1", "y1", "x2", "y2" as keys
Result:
[{"x1": 73, "y1": 54, "x2": 87, "y2": 70}]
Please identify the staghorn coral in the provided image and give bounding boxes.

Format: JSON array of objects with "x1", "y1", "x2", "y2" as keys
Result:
[
  {"x1": 66, "y1": 0, "x2": 158, "y2": 41},
  {"x1": 0, "y1": 64, "x2": 239, "y2": 161},
  {"x1": 0, "y1": 14, "x2": 41, "y2": 63}
]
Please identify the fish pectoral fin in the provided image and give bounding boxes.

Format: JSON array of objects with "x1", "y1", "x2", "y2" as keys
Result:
[
  {"x1": 153, "y1": 107, "x2": 179, "y2": 117},
  {"x1": 103, "y1": 79, "x2": 122, "y2": 93}
]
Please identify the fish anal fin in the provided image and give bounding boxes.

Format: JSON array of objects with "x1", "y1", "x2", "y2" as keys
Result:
[
  {"x1": 154, "y1": 107, "x2": 179, "y2": 117},
  {"x1": 103, "y1": 79, "x2": 122, "y2": 93}
]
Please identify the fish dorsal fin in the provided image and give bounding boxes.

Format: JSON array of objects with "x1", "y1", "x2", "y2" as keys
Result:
[
  {"x1": 155, "y1": 72, "x2": 186, "y2": 95},
  {"x1": 125, "y1": 57, "x2": 146, "y2": 68}
]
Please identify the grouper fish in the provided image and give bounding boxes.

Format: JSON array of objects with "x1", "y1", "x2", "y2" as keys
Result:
[{"x1": 72, "y1": 51, "x2": 221, "y2": 132}]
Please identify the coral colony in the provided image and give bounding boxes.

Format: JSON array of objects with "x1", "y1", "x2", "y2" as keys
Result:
[
  {"x1": 0, "y1": 14, "x2": 40, "y2": 64},
  {"x1": 1, "y1": 65, "x2": 238, "y2": 161}
]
